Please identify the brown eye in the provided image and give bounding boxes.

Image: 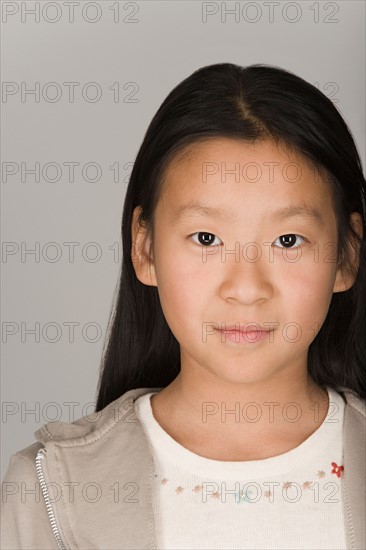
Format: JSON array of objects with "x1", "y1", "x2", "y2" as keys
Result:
[
  {"x1": 189, "y1": 232, "x2": 222, "y2": 247},
  {"x1": 274, "y1": 234, "x2": 306, "y2": 248}
]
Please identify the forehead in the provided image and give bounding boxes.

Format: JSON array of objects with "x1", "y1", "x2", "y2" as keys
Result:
[
  {"x1": 163, "y1": 137, "x2": 318, "y2": 183},
  {"x1": 159, "y1": 137, "x2": 333, "y2": 211}
]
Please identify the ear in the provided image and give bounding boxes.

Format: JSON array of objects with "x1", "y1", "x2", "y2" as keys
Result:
[
  {"x1": 131, "y1": 205, "x2": 158, "y2": 287},
  {"x1": 333, "y1": 212, "x2": 364, "y2": 293}
]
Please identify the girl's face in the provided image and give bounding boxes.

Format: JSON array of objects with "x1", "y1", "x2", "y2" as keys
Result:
[{"x1": 132, "y1": 138, "x2": 357, "y2": 386}]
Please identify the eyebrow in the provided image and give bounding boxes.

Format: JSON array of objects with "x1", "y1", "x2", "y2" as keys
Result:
[{"x1": 173, "y1": 201, "x2": 325, "y2": 227}]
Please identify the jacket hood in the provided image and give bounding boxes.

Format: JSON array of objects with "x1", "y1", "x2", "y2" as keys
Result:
[{"x1": 34, "y1": 387, "x2": 163, "y2": 445}]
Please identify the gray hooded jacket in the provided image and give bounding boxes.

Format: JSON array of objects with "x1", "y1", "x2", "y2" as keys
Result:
[{"x1": 1, "y1": 385, "x2": 365, "y2": 549}]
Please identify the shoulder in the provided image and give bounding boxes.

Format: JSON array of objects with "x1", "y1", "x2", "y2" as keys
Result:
[
  {"x1": 1, "y1": 440, "x2": 61, "y2": 550},
  {"x1": 2, "y1": 441, "x2": 44, "y2": 482},
  {"x1": 4, "y1": 387, "x2": 161, "y2": 470},
  {"x1": 2, "y1": 389, "x2": 160, "y2": 550},
  {"x1": 334, "y1": 384, "x2": 366, "y2": 419},
  {"x1": 35, "y1": 386, "x2": 161, "y2": 446}
]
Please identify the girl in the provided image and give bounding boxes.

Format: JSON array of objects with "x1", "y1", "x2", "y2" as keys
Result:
[{"x1": 2, "y1": 63, "x2": 366, "y2": 550}]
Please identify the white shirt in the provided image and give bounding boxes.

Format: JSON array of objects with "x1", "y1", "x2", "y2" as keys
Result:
[{"x1": 135, "y1": 385, "x2": 346, "y2": 550}]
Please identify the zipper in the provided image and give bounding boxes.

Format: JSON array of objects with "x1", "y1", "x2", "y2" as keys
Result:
[{"x1": 35, "y1": 447, "x2": 67, "y2": 550}]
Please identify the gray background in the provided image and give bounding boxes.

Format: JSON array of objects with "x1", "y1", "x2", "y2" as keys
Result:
[{"x1": 1, "y1": 0, "x2": 365, "y2": 478}]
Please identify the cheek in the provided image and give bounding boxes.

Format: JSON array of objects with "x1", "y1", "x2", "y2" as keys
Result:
[
  {"x1": 155, "y1": 238, "x2": 215, "y2": 293},
  {"x1": 280, "y1": 261, "x2": 336, "y2": 324},
  {"x1": 154, "y1": 246, "x2": 213, "y2": 335},
  {"x1": 156, "y1": 277, "x2": 203, "y2": 346},
  {"x1": 157, "y1": 263, "x2": 209, "y2": 314}
]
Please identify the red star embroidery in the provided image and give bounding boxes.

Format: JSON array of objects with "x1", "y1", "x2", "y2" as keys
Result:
[{"x1": 331, "y1": 462, "x2": 344, "y2": 478}]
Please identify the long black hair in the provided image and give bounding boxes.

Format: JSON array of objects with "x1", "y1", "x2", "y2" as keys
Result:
[{"x1": 95, "y1": 62, "x2": 366, "y2": 411}]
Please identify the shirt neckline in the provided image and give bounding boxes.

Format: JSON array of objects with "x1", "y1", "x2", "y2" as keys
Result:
[{"x1": 135, "y1": 385, "x2": 344, "y2": 479}]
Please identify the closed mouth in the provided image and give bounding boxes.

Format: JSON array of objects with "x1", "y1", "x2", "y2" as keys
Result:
[{"x1": 218, "y1": 325, "x2": 272, "y2": 333}]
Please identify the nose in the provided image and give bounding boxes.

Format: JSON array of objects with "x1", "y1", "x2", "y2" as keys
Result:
[{"x1": 219, "y1": 242, "x2": 273, "y2": 305}]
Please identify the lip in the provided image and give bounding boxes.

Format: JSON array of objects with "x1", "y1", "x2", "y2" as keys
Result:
[
  {"x1": 217, "y1": 323, "x2": 274, "y2": 344},
  {"x1": 218, "y1": 323, "x2": 272, "y2": 332}
]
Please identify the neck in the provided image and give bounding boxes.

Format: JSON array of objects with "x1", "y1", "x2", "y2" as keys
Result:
[{"x1": 150, "y1": 362, "x2": 329, "y2": 461}]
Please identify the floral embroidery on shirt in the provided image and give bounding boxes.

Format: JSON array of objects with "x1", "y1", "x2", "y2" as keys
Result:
[
  {"x1": 331, "y1": 462, "x2": 344, "y2": 478},
  {"x1": 154, "y1": 461, "x2": 342, "y2": 497}
]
